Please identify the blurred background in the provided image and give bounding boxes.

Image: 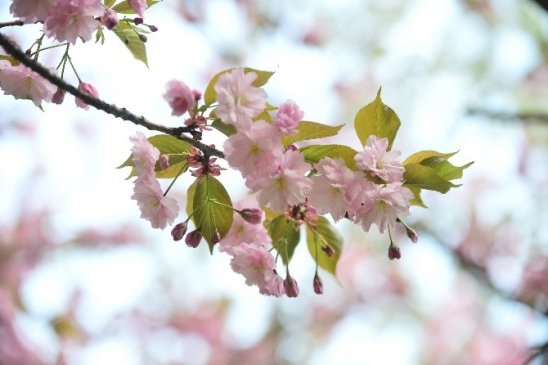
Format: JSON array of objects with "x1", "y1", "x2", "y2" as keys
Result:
[{"x1": 1, "y1": 0, "x2": 548, "y2": 364}]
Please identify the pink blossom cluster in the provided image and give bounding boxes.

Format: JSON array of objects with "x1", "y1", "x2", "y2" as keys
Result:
[
  {"x1": 0, "y1": 60, "x2": 57, "y2": 106},
  {"x1": 129, "y1": 132, "x2": 179, "y2": 229},
  {"x1": 217, "y1": 68, "x2": 412, "y2": 233},
  {"x1": 220, "y1": 203, "x2": 285, "y2": 297}
]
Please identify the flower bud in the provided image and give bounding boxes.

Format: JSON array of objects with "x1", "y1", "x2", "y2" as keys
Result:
[
  {"x1": 75, "y1": 82, "x2": 99, "y2": 110},
  {"x1": 239, "y1": 208, "x2": 263, "y2": 225},
  {"x1": 171, "y1": 222, "x2": 187, "y2": 241},
  {"x1": 211, "y1": 230, "x2": 221, "y2": 245},
  {"x1": 313, "y1": 273, "x2": 323, "y2": 295},
  {"x1": 148, "y1": 25, "x2": 158, "y2": 32},
  {"x1": 103, "y1": 10, "x2": 119, "y2": 30},
  {"x1": 185, "y1": 229, "x2": 202, "y2": 248},
  {"x1": 138, "y1": 34, "x2": 147, "y2": 43},
  {"x1": 406, "y1": 227, "x2": 419, "y2": 243},
  {"x1": 284, "y1": 275, "x2": 299, "y2": 298},
  {"x1": 134, "y1": 17, "x2": 144, "y2": 25},
  {"x1": 52, "y1": 88, "x2": 65, "y2": 105},
  {"x1": 159, "y1": 154, "x2": 169, "y2": 170},
  {"x1": 321, "y1": 244, "x2": 335, "y2": 257},
  {"x1": 388, "y1": 243, "x2": 401, "y2": 260}
]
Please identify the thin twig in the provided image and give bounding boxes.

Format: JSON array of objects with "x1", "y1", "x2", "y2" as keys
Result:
[
  {"x1": 0, "y1": 32, "x2": 224, "y2": 159},
  {"x1": 0, "y1": 20, "x2": 24, "y2": 29},
  {"x1": 467, "y1": 108, "x2": 548, "y2": 124}
]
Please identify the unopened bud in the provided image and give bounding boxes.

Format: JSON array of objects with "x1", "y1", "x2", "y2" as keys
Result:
[
  {"x1": 406, "y1": 227, "x2": 419, "y2": 243},
  {"x1": 211, "y1": 230, "x2": 221, "y2": 244},
  {"x1": 171, "y1": 222, "x2": 187, "y2": 241},
  {"x1": 313, "y1": 273, "x2": 323, "y2": 295},
  {"x1": 134, "y1": 17, "x2": 144, "y2": 25},
  {"x1": 138, "y1": 34, "x2": 147, "y2": 43},
  {"x1": 185, "y1": 229, "x2": 202, "y2": 248},
  {"x1": 103, "y1": 10, "x2": 119, "y2": 30},
  {"x1": 148, "y1": 25, "x2": 158, "y2": 32},
  {"x1": 159, "y1": 154, "x2": 169, "y2": 170},
  {"x1": 388, "y1": 243, "x2": 401, "y2": 260},
  {"x1": 52, "y1": 88, "x2": 65, "y2": 105},
  {"x1": 284, "y1": 144, "x2": 299, "y2": 152},
  {"x1": 321, "y1": 244, "x2": 335, "y2": 257},
  {"x1": 284, "y1": 275, "x2": 299, "y2": 298},
  {"x1": 239, "y1": 208, "x2": 263, "y2": 225}
]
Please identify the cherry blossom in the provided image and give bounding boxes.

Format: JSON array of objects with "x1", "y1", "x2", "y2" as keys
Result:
[
  {"x1": 131, "y1": 175, "x2": 179, "y2": 229},
  {"x1": 75, "y1": 81, "x2": 99, "y2": 110},
  {"x1": 355, "y1": 135, "x2": 405, "y2": 182},
  {"x1": 215, "y1": 68, "x2": 267, "y2": 127},
  {"x1": 219, "y1": 203, "x2": 270, "y2": 254},
  {"x1": 128, "y1": 0, "x2": 148, "y2": 18},
  {"x1": 130, "y1": 131, "x2": 160, "y2": 177},
  {"x1": 273, "y1": 99, "x2": 303, "y2": 135},
  {"x1": 0, "y1": 63, "x2": 56, "y2": 106},
  {"x1": 43, "y1": 0, "x2": 103, "y2": 45},
  {"x1": 9, "y1": 0, "x2": 56, "y2": 23},
  {"x1": 163, "y1": 80, "x2": 201, "y2": 116}
]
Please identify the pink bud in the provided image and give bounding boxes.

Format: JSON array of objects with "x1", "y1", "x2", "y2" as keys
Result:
[
  {"x1": 185, "y1": 229, "x2": 202, "y2": 248},
  {"x1": 52, "y1": 88, "x2": 65, "y2": 104},
  {"x1": 148, "y1": 25, "x2": 158, "y2": 32},
  {"x1": 406, "y1": 227, "x2": 419, "y2": 243},
  {"x1": 138, "y1": 34, "x2": 147, "y2": 43},
  {"x1": 103, "y1": 10, "x2": 119, "y2": 30},
  {"x1": 159, "y1": 154, "x2": 169, "y2": 170},
  {"x1": 75, "y1": 82, "x2": 99, "y2": 110},
  {"x1": 321, "y1": 244, "x2": 335, "y2": 257},
  {"x1": 388, "y1": 243, "x2": 401, "y2": 260},
  {"x1": 171, "y1": 222, "x2": 187, "y2": 241},
  {"x1": 134, "y1": 17, "x2": 144, "y2": 25},
  {"x1": 239, "y1": 208, "x2": 263, "y2": 225},
  {"x1": 284, "y1": 275, "x2": 299, "y2": 298},
  {"x1": 211, "y1": 230, "x2": 221, "y2": 244},
  {"x1": 313, "y1": 274, "x2": 323, "y2": 295}
]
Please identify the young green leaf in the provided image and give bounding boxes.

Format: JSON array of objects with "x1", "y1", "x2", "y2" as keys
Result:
[
  {"x1": 267, "y1": 215, "x2": 300, "y2": 265},
  {"x1": 282, "y1": 121, "x2": 344, "y2": 146},
  {"x1": 203, "y1": 68, "x2": 274, "y2": 106},
  {"x1": 186, "y1": 179, "x2": 197, "y2": 218},
  {"x1": 407, "y1": 186, "x2": 427, "y2": 208},
  {"x1": 104, "y1": 0, "x2": 116, "y2": 8},
  {"x1": 211, "y1": 119, "x2": 236, "y2": 137},
  {"x1": 354, "y1": 88, "x2": 401, "y2": 150},
  {"x1": 300, "y1": 144, "x2": 359, "y2": 170},
  {"x1": 403, "y1": 150, "x2": 457, "y2": 166},
  {"x1": 192, "y1": 175, "x2": 233, "y2": 253},
  {"x1": 419, "y1": 157, "x2": 474, "y2": 181},
  {"x1": 403, "y1": 164, "x2": 459, "y2": 193},
  {"x1": 306, "y1": 216, "x2": 342, "y2": 277},
  {"x1": 111, "y1": 0, "x2": 162, "y2": 13},
  {"x1": 112, "y1": 21, "x2": 148, "y2": 67}
]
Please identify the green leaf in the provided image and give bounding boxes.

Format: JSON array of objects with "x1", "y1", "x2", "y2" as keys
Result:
[
  {"x1": 112, "y1": 21, "x2": 148, "y2": 67},
  {"x1": 203, "y1": 68, "x2": 274, "y2": 106},
  {"x1": 112, "y1": 0, "x2": 161, "y2": 13},
  {"x1": 407, "y1": 186, "x2": 427, "y2": 208},
  {"x1": 354, "y1": 87, "x2": 401, "y2": 150},
  {"x1": 282, "y1": 121, "x2": 344, "y2": 146},
  {"x1": 419, "y1": 157, "x2": 474, "y2": 181},
  {"x1": 0, "y1": 55, "x2": 19, "y2": 66},
  {"x1": 186, "y1": 179, "x2": 197, "y2": 218},
  {"x1": 192, "y1": 175, "x2": 233, "y2": 253},
  {"x1": 403, "y1": 150, "x2": 457, "y2": 166},
  {"x1": 211, "y1": 119, "x2": 236, "y2": 137},
  {"x1": 104, "y1": 0, "x2": 116, "y2": 8},
  {"x1": 267, "y1": 215, "x2": 300, "y2": 265},
  {"x1": 403, "y1": 164, "x2": 459, "y2": 193},
  {"x1": 155, "y1": 156, "x2": 188, "y2": 179},
  {"x1": 306, "y1": 217, "x2": 342, "y2": 277},
  {"x1": 300, "y1": 144, "x2": 359, "y2": 170}
]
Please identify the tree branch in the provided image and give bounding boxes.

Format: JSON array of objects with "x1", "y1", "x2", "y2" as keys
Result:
[
  {"x1": 0, "y1": 20, "x2": 24, "y2": 29},
  {"x1": 467, "y1": 108, "x2": 548, "y2": 124},
  {"x1": 0, "y1": 32, "x2": 224, "y2": 159}
]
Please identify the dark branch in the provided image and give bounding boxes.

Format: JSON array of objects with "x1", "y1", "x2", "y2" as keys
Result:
[
  {"x1": 530, "y1": 0, "x2": 548, "y2": 13},
  {"x1": 467, "y1": 108, "x2": 548, "y2": 124},
  {"x1": 0, "y1": 32, "x2": 224, "y2": 159},
  {"x1": 0, "y1": 20, "x2": 24, "y2": 29}
]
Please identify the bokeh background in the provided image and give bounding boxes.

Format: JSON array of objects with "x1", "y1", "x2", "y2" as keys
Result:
[{"x1": 2, "y1": 0, "x2": 548, "y2": 364}]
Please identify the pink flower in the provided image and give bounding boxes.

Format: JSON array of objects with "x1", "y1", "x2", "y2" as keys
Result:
[
  {"x1": 75, "y1": 81, "x2": 99, "y2": 110},
  {"x1": 43, "y1": 0, "x2": 103, "y2": 44},
  {"x1": 163, "y1": 80, "x2": 200, "y2": 116},
  {"x1": 219, "y1": 203, "x2": 271, "y2": 255},
  {"x1": 355, "y1": 135, "x2": 405, "y2": 182},
  {"x1": 230, "y1": 243, "x2": 285, "y2": 297},
  {"x1": 129, "y1": 132, "x2": 160, "y2": 177},
  {"x1": 131, "y1": 175, "x2": 179, "y2": 229},
  {"x1": 274, "y1": 100, "x2": 303, "y2": 135},
  {"x1": 0, "y1": 64, "x2": 56, "y2": 106},
  {"x1": 223, "y1": 120, "x2": 283, "y2": 178},
  {"x1": 356, "y1": 182, "x2": 413, "y2": 233},
  {"x1": 247, "y1": 150, "x2": 312, "y2": 212},
  {"x1": 102, "y1": 9, "x2": 119, "y2": 30},
  {"x1": 10, "y1": 0, "x2": 56, "y2": 23},
  {"x1": 128, "y1": 0, "x2": 148, "y2": 18},
  {"x1": 308, "y1": 158, "x2": 363, "y2": 221},
  {"x1": 215, "y1": 68, "x2": 267, "y2": 127}
]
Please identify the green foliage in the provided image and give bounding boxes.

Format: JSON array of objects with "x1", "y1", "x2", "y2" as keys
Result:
[
  {"x1": 191, "y1": 175, "x2": 233, "y2": 253},
  {"x1": 407, "y1": 186, "x2": 427, "y2": 208},
  {"x1": 300, "y1": 144, "x2": 359, "y2": 170},
  {"x1": 112, "y1": 21, "x2": 148, "y2": 67},
  {"x1": 282, "y1": 121, "x2": 344, "y2": 146},
  {"x1": 0, "y1": 55, "x2": 19, "y2": 66},
  {"x1": 111, "y1": 0, "x2": 162, "y2": 13},
  {"x1": 203, "y1": 68, "x2": 274, "y2": 106},
  {"x1": 306, "y1": 217, "x2": 342, "y2": 276},
  {"x1": 186, "y1": 179, "x2": 197, "y2": 218},
  {"x1": 354, "y1": 88, "x2": 401, "y2": 150},
  {"x1": 104, "y1": 0, "x2": 116, "y2": 8},
  {"x1": 268, "y1": 215, "x2": 301, "y2": 265},
  {"x1": 211, "y1": 119, "x2": 236, "y2": 137},
  {"x1": 118, "y1": 134, "x2": 192, "y2": 179},
  {"x1": 403, "y1": 164, "x2": 459, "y2": 194}
]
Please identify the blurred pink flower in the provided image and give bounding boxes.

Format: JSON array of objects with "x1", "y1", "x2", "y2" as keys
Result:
[
  {"x1": 163, "y1": 80, "x2": 200, "y2": 116},
  {"x1": 128, "y1": 0, "x2": 148, "y2": 18},
  {"x1": 43, "y1": 0, "x2": 103, "y2": 44},
  {"x1": 0, "y1": 64, "x2": 56, "y2": 106},
  {"x1": 215, "y1": 68, "x2": 267, "y2": 127},
  {"x1": 129, "y1": 131, "x2": 160, "y2": 177},
  {"x1": 274, "y1": 99, "x2": 303, "y2": 135},
  {"x1": 75, "y1": 81, "x2": 99, "y2": 110},
  {"x1": 355, "y1": 135, "x2": 404, "y2": 182},
  {"x1": 131, "y1": 175, "x2": 179, "y2": 229},
  {"x1": 9, "y1": 0, "x2": 56, "y2": 23}
]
